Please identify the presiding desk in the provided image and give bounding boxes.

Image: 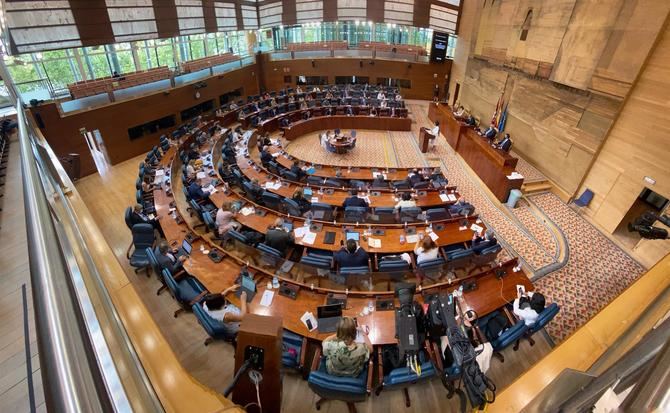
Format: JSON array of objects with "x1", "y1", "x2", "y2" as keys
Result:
[
  {"x1": 282, "y1": 114, "x2": 412, "y2": 140},
  {"x1": 150, "y1": 118, "x2": 533, "y2": 346},
  {"x1": 428, "y1": 103, "x2": 524, "y2": 202}
]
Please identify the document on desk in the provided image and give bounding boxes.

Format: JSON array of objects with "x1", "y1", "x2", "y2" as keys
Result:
[
  {"x1": 260, "y1": 290, "x2": 275, "y2": 307},
  {"x1": 507, "y1": 172, "x2": 524, "y2": 180},
  {"x1": 311, "y1": 197, "x2": 319, "y2": 203},
  {"x1": 272, "y1": 152, "x2": 281, "y2": 157},
  {"x1": 439, "y1": 193, "x2": 450, "y2": 202},
  {"x1": 294, "y1": 226, "x2": 310, "y2": 238},
  {"x1": 240, "y1": 207, "x2": 255, "y2": 216},
  {"x1": 470, "y1": 223, "x2": 484, "y2": 233},
  {"x1": 155, "y1": 169, "x2": 165, "y2": 177},
  {"x1": 196, "y1": 171, "x2": 207, "y2": 180},
  {"x1": 429, "y1": 232, "x2": 439, "y2": 241},
  {"x1": 204, "y1": 185, "x2": 217, "y2": 193},
  {"x1": 448, "y1": 194, "x2": 457, "y2": 202},
  {"x1": 406, "y1": 235, "x2": 419, "y2": 243},
  {"x1": 368, "y1": 238, "x2": 381, "y2": 248},
  {"x1": 302, "y1": 232, "x2": 317, "y2": 245}
]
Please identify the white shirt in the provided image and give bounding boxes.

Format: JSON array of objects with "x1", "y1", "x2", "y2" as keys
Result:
[
  {"x1": 204, "y1": 302, "x2": 240, "y2": 322},
  {"x1": 513, "y1": 293, "x2": 539, "y2": 326},
  {"x1": 395, "y1": 199, "x2": 417, "y2": 210},
  {"x1": 430, "y1": 125, "x2": 440, "y2": 136},
  {"x1": 377, "y1": 92, "x2": 384, "y2": 100},
  {"x1": 414, "y1": 246, "x2": 439, "y2": 264}
]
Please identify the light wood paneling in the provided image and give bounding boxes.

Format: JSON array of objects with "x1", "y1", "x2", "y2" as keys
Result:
[{"x1": 579, "y1": 19, "x2": 670, "y2": 268}]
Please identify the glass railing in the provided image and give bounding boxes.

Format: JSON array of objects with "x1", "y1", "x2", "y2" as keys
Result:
[
  {"x1": 17, "y1": 102, "x2": 163, "y2": 411},
  {"x1": 268, "y1": 49, "x2": 433, "y2": 63}
]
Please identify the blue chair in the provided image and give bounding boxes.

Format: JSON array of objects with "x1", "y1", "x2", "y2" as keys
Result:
[
  {"x1": 417, "y1": 257, "x2": 447, "y2": 281},
  {"x1": 162, "y1": 269, "x2": 207, "y2": 318},
  {"x1": 344, "y1": 206, "x2": 367, "y2": 223},
  {"x1": 261, "y1": 191, "x2": 283, "y2": 212},
  {"x1": 282, "y1": 198, "x2": 303, "y2": 216},
  {"x1": 378, "y1": 256, "x2": 410, "y2": 272},
  {"x1": 129, "y1": 223, "x2": 155, "y2": 275},
  {"x1": 307, "y1": 175, "x2": 324, "y2": 186},
  {"x1": 444, "y1": 248, "x2": 474, "y2": 276},
  {"x1": 349, "y1": 180, "x2": 366, "y2": 190},
  {"x1": 573, "y1": 188, "x2": 594, "y2": 209},
  {"x1": 242, "y1": 181, "x2": 262, "y2": 203},
  {"x1": 307, "y1": 348, "x2": 373, "y2": 413},
  {"x1": 300, "y1": 251, "x2": 333, "y2": 270},
  {"x1": 192, "y1": 303, "x2": 237, "y2": 346},
  {"x1": 374, "y1": 207, "x2": 397, "y2": 224},
  {"x1": 282, "y1": 330, "x2": 307, "y2": 371},
  {"x1": 280, "y1": 169, "x2": 299, "y2": 182},
  {"x1": 146, "y1": 247, "x2": 170, "y2": 295},
  {"x1": 340, "y1": 266, "x2": 369, "y2": 275},
  {"x1": 524, "y1": 303, "x2": 560, "y2": 346},
  {"x1": 225, "y1": 228, "x2": 249, "y2": 245},
  {"x1": 400, "y1": 206, "x2": 421, "y2": 223},
  {"x1": 469, "y1": 244, "x2": 502, "y2": 274},
  {"x1": 351, "y1": 130, "x2": 357, "y2": 138},
  {"x1": 375, "y1": 348, "x2": 437, "y2": 407},
  {"x1": 310, "y1": 202, "x2": 334, "y2": 221},
  {"x1": 477, "y1": 311, "x2": 528, "y2": 362},
  {"x1": 426, "y1": 207, "x2": 450, "y2": 221}
]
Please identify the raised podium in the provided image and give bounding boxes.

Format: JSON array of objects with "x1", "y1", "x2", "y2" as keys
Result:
[
  {"x1": 419, "y1": 127, "x2": 433, "y2": 153},
  {"x1": 232, "y1": 314, "x2": 283, "y2": 413}
]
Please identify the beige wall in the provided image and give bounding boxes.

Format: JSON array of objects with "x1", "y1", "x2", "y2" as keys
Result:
[
  {"x1": 448, "y1": 0, "x2": 480, "y2": 105},
  {"x1": 579, "y1": 20, "x2": 670, "y2": 268},
  {"x1": 454, "y1": 0, "x2": 670, "y2": 195}
]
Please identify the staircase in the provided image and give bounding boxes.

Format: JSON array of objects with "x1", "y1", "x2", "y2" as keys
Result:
[{"x1": 522, "y1": 179, "x2": 552, "y2": 195}]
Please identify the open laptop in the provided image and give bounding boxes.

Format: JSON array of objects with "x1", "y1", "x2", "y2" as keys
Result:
[
  {"x1": 235, "y1": 275, "x2": 257, "y2": 302},
  {"x1": 317, "y1": 304, "x2": 343, "y2": 333},
  {"x1": 345, "y1": 231, "x2": 360, "y2": 242},
  {"x1": 174, "y1": 239, "x2": 192, "y2": 260}
]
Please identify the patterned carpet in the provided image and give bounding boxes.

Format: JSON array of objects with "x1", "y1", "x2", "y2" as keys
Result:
[
  {"x1": 512, "y1": 152, "x2": 547, "y2": 183},
  {"x1": 281, "y1": 100, "x2": 646, "y2": 343}
]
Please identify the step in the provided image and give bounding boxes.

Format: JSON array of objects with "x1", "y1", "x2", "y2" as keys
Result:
[{"x1": 522, "y1": 181, "x2": 552, "y2": 194}]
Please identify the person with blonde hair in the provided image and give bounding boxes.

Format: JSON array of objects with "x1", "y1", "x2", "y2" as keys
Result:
[
  {"x1": 414, "y1": 236, "x2": 439, "y2": 264},
  {"x1": 322, "y1": 316, "x2": 372, "y2": 376}
]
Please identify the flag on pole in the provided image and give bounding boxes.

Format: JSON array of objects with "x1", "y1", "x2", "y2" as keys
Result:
[
  {"x1": 498, "y1": 104, "x2": 508, "y2": 132},
  {"x1": 491, "y1": 94, "x2": 503, "y2": 126}
]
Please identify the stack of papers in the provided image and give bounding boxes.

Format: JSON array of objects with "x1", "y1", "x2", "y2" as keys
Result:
[
  {"x1": 439, "y1": 193, "x2": 450, "y2": 202},
  {"x1": 272, "y1": 152, "x2": 281, "y2": 158},
  {"x1": 294, "y1": 226, "x2": 310, "y2": 238},
  {"x1": 368, "y1": 238, "x2": 382, "y2": 248},
  {"x1": 448, "y1": 194, "x2": 457, "y2": 202},
  {"x1": 196, "y1": 171, "x2": 207, "y2": 180},
  {"x1": 311, "y1": 197, "x2": 319, "y2": 203},
  {"x1": 471, "y1": 223, "x2": 484, "y2": 233},
  {"x1": 406, "y1": 235, "x2": 419, "y2": 243},
  {"x1": 264, "y1": 182, "x2": 282, "y2": 190},
  {"x1": 428, "y1": 232, "x2": 439, "y2": 241},
  {"x1": 204, "y1": 185, "x2": 217, "y2": 193},
  {"x1": 507, "y1": 172, "x2": 524, "y2": 180},
  {"x1": 240, "y1": 207, "x2": 255, "y2": 216},
  {"x1": 302, "y1": 232, "x2": 317, "y2": 245},
  {"x1": 260, "y1": 290, "x2": 275, "y2": 307}
]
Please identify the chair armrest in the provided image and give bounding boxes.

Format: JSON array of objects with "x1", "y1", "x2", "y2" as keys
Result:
[
  {"x1": 299, "y1": 337, "x2": 308, "y2": 370},
  {"x1": 503, "y1": 306, "x2": 517, "y2": 324},
  {"x1": 440, "y1": 247, "x2": 448, "y2": 261},
  {"x1": 373, "y1": 254, "x2": 379, "y2": 271},
  {"x1": 376, "y1": 347, "x2": 384, "y2": 387},
  {"x1": 188, "y1": 291, "x2": 208, "y2": 306},
  {"x1": 473, "y1": 325, "x2": 486, "y2": 345},
  {"x1": 427, "y1": 339, "x2": 444, "y2": 372},
  {"x1": 310, "y1": 347, "x2": 322, "y2": 372},
  {"x1": 172, "y1": 269, "x2": 187, "y2": 281},
  {"x1": 367, "y1": 258, "x2": 372, "y2": 271},
  {"x1": 366, "y1": 357, "x2": 375, "y2": 394}
]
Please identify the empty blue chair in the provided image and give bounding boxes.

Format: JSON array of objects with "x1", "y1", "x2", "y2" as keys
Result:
[
  {"x1": 375, "y1": 349, "x2": 436, "y2": 407},
  {"x1": 192, "y1": 303, "x2": 237, "y2": 346},
  {"x1": 282, "y1": 330, "x2": 307, "y2": 370},
  {"x1": 524, "y1": 303, "x2": 560, "y2": 346},
  {"x1": 300, "y1": 252, "x2": 333, "y2": 270},
  {"x1": 242, "y1": 181, "x2": 262, "y2": 203},
  {"x1": 344, "y1": 206, "x2": 367, "y2": 223},
  {"x1": 310, "y1": 202, "x2": 334, "y2": 221},
  {"x1": 323, "y1": 178, "x2": 344, "y2": 188},
  {"x1": 282, "y1": 198, "x2": 303, "y2": 216},
  {"x1": 417, "y1": 257, "x2": 447, "y2": 281},
  {"x1": 378, "y1": 256, "x2": 410, "y2": 272},
  {"x1": 129, "y1": 223, "x2": 155, "y2": 275},
  {"x1": 469, "y1": 244, "x2": 502, "y2": 274},
  {"x1": 307, "y1": 176, "x2": 324, "y2": 186},
  {"x1": 257, "y1": 243, "x2": 284, "y2": 267},
  {"x1": 257, "y1": 242, "x2": 283, "y2": 257},
  {"x1": 477, "y1": 311, "x2": 528, "y2": 362},
  {"x1": 280, "y1": 169, "x2": 299, "y2": 182},
  {"x1": 162, "y1": 269, "x2": 207, "y2": 318},
  {"x1": 573, "y1": 188, "x2": 594, "y2": 208},
  {"x1": 426, "y1": 208, "x2": 450, "y2": 221},
  {"x1": 261, "y1": 191, "x2": 283, "y2": 212},
  {"x1": 307, "y1": 349, "x2": 373, "y2": 412},
  {"x1": 350, "y1": 180, "x2": 366, "y2": 190},
  {"x1": 374, "y1": 207, "x2": 397, "y2": 224},
  {"x1": 445, "y1": 248, "x2": 474, "y2": 276},
  {"x1": 225, "y1": 228, "x2": 249, "y2": 245},
  {"x1": 400, "y1": 206, "x2": 422, "y2": 223}
]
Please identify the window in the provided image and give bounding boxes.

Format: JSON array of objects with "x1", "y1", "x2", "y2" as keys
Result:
[
  {"x1": 82, "y1": 47, "x2": 113, "y2": 79},
  {"x1": 190, "y1": 34, "x2": 206, "y2": 59},
  {"x1": 155, "y1": 39, "x2": 176, "y2": 68},
  {"x1": 520, "y1": 10, "x2": 533, "y2": 41}
]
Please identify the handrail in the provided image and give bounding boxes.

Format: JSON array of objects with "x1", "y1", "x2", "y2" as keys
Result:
[{"x1": 18, "y1": 104, "x2": 113, "y2": 410}]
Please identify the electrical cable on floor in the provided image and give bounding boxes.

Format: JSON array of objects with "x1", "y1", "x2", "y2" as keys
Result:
[{"x1": 248, "y1": 369, "x2": 263, "y2": 413}]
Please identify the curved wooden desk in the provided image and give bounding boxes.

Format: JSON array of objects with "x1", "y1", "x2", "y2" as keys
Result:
[
  {"x1": 328, "y1": 135, "x2": 354, "y2": 154},
  {"x1": 282, "y1": 114, "x2": 411, "y2": 140},
  {"x1": 151, "y1": 124, "x2": 533, "y2": 346}
]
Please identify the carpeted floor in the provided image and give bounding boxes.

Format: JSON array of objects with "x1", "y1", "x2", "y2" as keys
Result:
[{"x1": 281, "y1": 100, "x2": 646, "y2": 343}]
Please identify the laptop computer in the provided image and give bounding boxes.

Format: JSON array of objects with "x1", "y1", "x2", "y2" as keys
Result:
[
  {"x1": 345, "y1": 231, "x2": 360, "y2": 242},
  {"x1": 303, "y1": 187, "x2": 313, "y2": 197},
  {"x1": 236, "y1": 275, "x2": 257, "y2": 302},
  {"x1": 175, "y1": 239, "x2": 192, "y2": 260},
  {"x1": 317, "y1": 304, "x2": 343, "y2": 333}
]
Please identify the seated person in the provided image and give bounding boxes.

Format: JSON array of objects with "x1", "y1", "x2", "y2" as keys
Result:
[
  {"x1": 407, "y1": 169, "x2": 423, "y2": 187},
  {"x1": 495, "y1": 133, "x2": 512, "y2": 152},
  {"x1": 414, "y1": 236, "x2": 440, "y2": 264},
  {"x1": 343, "y1": 189, "x2": 369, "y2": 209},
  {"x1": 216, "y1": 202, "x2": 240, "y2": 237},
  {"x1": 290, "y1": 161, "x2": 306, "y2": 180},
  {"x1": 249, "y1": 178, "x2": 264, "y2": 199},
  {"x1": 154, "y1": 240, "x2": 187, "y2": 274},
  {"x1": 130, "y1": 203, "x2": 156, "y2": 227},
  {"x1": 296, "y1": 85, "x2": 303, "y2": 94},
  {"x1": 380, "y1": 100, "x2": 388, "y2": 108},
  {"x1": 369, "y1": 107, "x2": 378, "y2": 117},
  {"x1": 322, "y1": 316, "x2": 372, "y2": 377},
  {"x1": 394, "y1": 192, "x2": 416, "y2": 211},
  {"x1": 229, "y1": 102, "x2": 238, "y2": 110},
  {"x1": 187, "y1": 177, "x2": 211, "y2": 201},
  {"x1": 448, "y1": 196, "x2": 474, "y2": 216},
  {"x1": 334, "y1": 239, "x2": 369, "y2": 268},
  {"x1": 371, "y1": 175, "x2": 387, "y2": 189},
  {"x1": 453, "y1": 105, "x2": 466, "y2": 118},
  {"x1": 300, "y1": 101, "x2": 308, "y2": 110},
  {"x1": 395, "y1": 93, "x2": 402, "y2": 101},
  {"x1": 280, "y1": 116, "x2": 290, "y2": 128},
  {"x1": 202, "y1": 285, "x2": 248, "y2": 340},
  {"x1": 377, "y1": 91, "x2": 385, "y2": 100},
  {"x1": 141, "y1": 176, "x2": 155, "y2": 193},
  {"x1": 292, "y1": 189, "x2": 311, "y2": 214},
  {"x1": 222, "y1": 144, "x2": 236, "y2": 161},
  {"x1": 259, "y1": 145, "x2": 273, "y2": 164},
  {"x1": 465, "y1": 115, "x2": 477, "y2": 127},
  {"x1": 346, "y1": 106, "x2": 354, "y2": 116},
  {"x1": 479, "y1": 125, "x2": 498, "y2": 141},
  {"x1": 513, "y1": 290, "x2": 546, "y2": 326},
  {"x1": 264, "y1": 218, "x2": 294, "y2": 256},
  {"x1": 303, "y1": 110, "x2": 312, "y2": 120},
  {"x1": 471, "y1": 229, "x2": 497, "y2": 254}
]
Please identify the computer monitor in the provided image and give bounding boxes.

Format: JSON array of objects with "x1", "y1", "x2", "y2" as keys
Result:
[
  {"x1": 345, "y1": 231, "x2": 360, "y2": 242},
  {"x1": 241, "y1": 275, "x2": 256, "y2": 292},
  {"x1": 317, "y1": 304, "x2": 343, "y2": 319},
  {"x1": 182, "y1": 239, "x2": 192, "y2": 255}
]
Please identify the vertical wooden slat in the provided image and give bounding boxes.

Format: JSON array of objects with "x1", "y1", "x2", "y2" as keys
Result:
[
  {"x1": 154, "y1": 0, "x2": 179, "y2": 38},
  {"x1": 203, "y1": 0, "x2": 217, "y2": 33},
  {"x1": 282, "y1": 0, "x2": 297, "y2": 26},
  {"x1": 69, "y1": 0, "x2": 114, "y2": 46}
]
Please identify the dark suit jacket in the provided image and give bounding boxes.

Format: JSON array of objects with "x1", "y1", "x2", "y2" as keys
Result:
[
  {"x1": 334, "y1": 247, "x2": 369, "y2": 268},
  {"x1": 498, "y1": 137, "x2": 512, "y2": 152},
  {"x1": 260, "y1": 150, "x2": 273, "y2": 164},
  {"x1": 409, "y1": 174, "x2": 423, "y2": 187},
  {"x1": 154, "y1": 247, "x2": 183, "y2": 274},
  {"x1": 265, "y1": 229, "x2": 294, "y2": 256},
  {"x1": 483, "y1": 127, "x2": 497, "y2": 140},
  {"x1": 290, "y1": 165, "x2": 305, "y2": 180},
  {"x1": 472, "y1": 237, "x2": 498, "y2": 254},
  {"x1": 343, "y1": 196, "x2": 369, "y2": 209},
  {"x1": 187, "y1": 182, "x2": 208, "y2": 201},
  {"x1": 130, "y1": 211, "x2": 150, "y2": 227}
]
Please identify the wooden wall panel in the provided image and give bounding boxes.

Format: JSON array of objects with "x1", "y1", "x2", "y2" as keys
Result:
[
  {"x1": 69, "y1": 0, "x2": 115, "y2": 46},
  {"x1": 203, "y1": 0, "x2": 218, "y2": 32},
  {"x1": 31, "y1": 65, "x2": 259, "y2": 177},
  {"x1": 258, "y1": 54, "x2": 451, "y2": 100},
  {"x1": 154, "y1": 0, "x2": 179, "y2": 38},
  {"x1": 579, "y1": 20, "x2": 670, "y2": 267}
]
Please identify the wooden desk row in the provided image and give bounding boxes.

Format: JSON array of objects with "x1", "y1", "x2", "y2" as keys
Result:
[
  {"x1": 149, "y1": 120, "x2": 532, "y2": 346},
  {"x1": 281, "y1": 114, "x2": 412, "y2": 140},
  {"x1": 428, "y1": 103, "x2": 524, "y2": 202}
]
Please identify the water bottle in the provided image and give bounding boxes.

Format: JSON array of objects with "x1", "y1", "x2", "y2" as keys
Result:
[
  {"x1": 399, "y1": 234, "x2": 406, "y2": 244},
  {"x1": 272, "y1": 276, "x2": 280, "y2": 289}
]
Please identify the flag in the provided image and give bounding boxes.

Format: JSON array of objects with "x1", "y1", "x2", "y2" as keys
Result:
[
  {"x1": 491, "y1": 94, "x2": 503, "y2": 126},
  {"x1": 498, "y1": 104, "x2": 508, "y2": 132}
]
